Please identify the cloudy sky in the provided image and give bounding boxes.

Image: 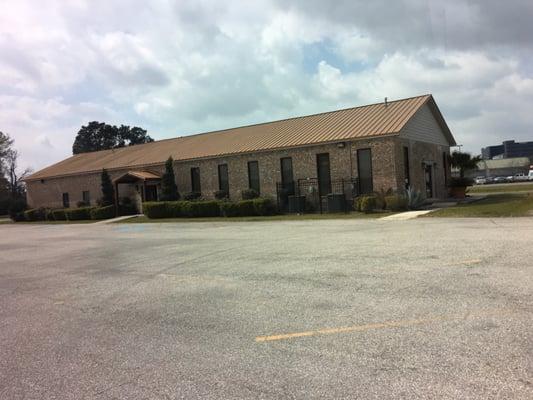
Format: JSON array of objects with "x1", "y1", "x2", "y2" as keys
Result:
[{"x1": 1, "y1": 0, "x2": 533, "y2": 171}]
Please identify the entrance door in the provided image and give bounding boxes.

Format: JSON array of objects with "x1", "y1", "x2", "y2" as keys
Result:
[
  {"x1": 424, "y1": 164, "x2": 433, "y2": 198},
  {"x1": 316, "y1": 153, "x2": 332, "y2": 196},
  {"x1": 145, "y1": 184, "x2": 158, "y2": 201},
  {"x1": 357, "y1": 148, "x2": 373, "y2": 194}
]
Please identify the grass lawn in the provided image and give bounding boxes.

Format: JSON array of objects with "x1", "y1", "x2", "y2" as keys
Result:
[
  {"x1": 428, "y1": 193, "x2": 533, "y2": 218},
  {"x1": 116, "y1": 211, "x2": 392, "y2": 223},
  {"x1": 9, "y1": 219, "x2": 98, "y2": 225},
  {"x1": 468, "y1": 182, "x2": 533, "y2": 194}
]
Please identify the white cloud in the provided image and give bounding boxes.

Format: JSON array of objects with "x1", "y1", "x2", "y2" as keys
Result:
[{"x1": 0, "y1": 0, "x2": 532, "y2": 172}]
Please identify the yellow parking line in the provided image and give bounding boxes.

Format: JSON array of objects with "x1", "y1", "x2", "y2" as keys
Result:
[{"x1": 255, "y1": 310, "x2": 508, "y2": 343}]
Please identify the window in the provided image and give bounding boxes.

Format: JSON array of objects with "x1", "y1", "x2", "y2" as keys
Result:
[
  {"x1": 82, "y1": 190, "x2": 90, "y2": 205},
  {"x1": 357, "y1": 148, "x2": 373, "y2": 194},
  {"x1": 218, "y1": 164, "x2": 229, "y2": 195},
  {"x1": 403, "y1": 146, "x2": 410, "y2": 189},
  {"x1": 280, "y1": 157, "x2": 293, "y2": 185},
  {"x1": 316, "y1": 153, "x2": 332, "y2": 196},
  {"x1": 442, "y1": 152, "x2": 448, "y2": 184},
  {"x1": 191, "y1": 167, "x2": 201, "y2": 193},
  {"x1": 247, "y1": 161, "x2": 260, "y2": 194},
  {"x1": 62, "y1": 193, "x2": 70, "y2": 208}
]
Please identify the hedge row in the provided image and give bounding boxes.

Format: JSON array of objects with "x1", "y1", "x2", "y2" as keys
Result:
[
  {"x1": 143, "y1": 198, "x2": 276, "y2": 219},
  {"x1": 20, "y1": 205, "x2": 116, "y2": 222}
]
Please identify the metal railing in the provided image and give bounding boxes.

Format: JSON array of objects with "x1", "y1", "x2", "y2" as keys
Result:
[{"x1": 277, "y1": 178, "x2": 359, "y2": 213}]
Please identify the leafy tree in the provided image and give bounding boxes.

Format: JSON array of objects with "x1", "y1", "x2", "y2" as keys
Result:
[
  {"x1": 100, "y1": 169, "x2": 115, "y2": 206},
  {"x1": 449, "y1": 151, "x2": 482, "y2": 178},
  {"x1": 73, "y1": 122, "x2": 154, "y2": 154},
  {"x1": 160, "y1": 157, "x2": 179, "y2": 201}
]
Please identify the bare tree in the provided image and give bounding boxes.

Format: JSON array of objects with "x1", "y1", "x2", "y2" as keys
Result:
[{"x1": 5, "y1": 149, "x2": 32, "y2": 198}]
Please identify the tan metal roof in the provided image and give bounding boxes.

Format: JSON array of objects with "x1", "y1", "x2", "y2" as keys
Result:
[{"x1": 27, "y1": 94, "x2": 452, "y2": 181}]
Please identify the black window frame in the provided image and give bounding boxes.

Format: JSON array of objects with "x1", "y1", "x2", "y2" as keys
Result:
[
  {"x1": 62, "y1": 192, "x2": 70, "y2": 208},
  {"x1": 357, "y1": 148, "x2": 373, "y2": 194},
  {"x1": 82, "y1": 190, "x2": 90, "y2": 205},
  {"x1": 190, "y1": 167, "x2": 201, "y2": 193},
  {"x1": 403, "y1": 146, "x2": 410, "y2": 189},
  {"x1": 316, "y1": 153, "x2": 332, "y2": 196},
  {"x1": 218, "y1": 164, "x2": 229, "y2": 195},
  {"x1": 280, "y1": 157, "x2": 294, "y2": 186},
  {"x1": 247, "y1": 161, "x2": 260, "y2": 194},
  {"x1": 442, "y1": 151, "x2": 448, "y2": 185}
]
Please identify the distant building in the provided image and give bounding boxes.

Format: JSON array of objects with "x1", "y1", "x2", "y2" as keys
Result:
[
  {"x1": 467, "y1": 157, "x2": 531, "y2": 178},
  {"x1": 481, "y1": 140, "x2": 533, "y2": 160}
]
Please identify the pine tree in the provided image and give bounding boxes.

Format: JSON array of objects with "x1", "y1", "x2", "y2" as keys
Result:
[
  {"x1": 100, "y1": 169, "x2": 115, "y2": 206},
  {"x1": 160, "y1": 157, "x2": 179, "y2": 201}
]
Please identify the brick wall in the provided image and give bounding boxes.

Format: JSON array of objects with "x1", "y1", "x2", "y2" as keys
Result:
[
  {"x1": 351, "y1": 137, "x2": 399, "y2": 193},
  {"x1": 26, "y1": 136, "x2": 448, "y2": 208},
  {"x1": 396, "y1": 137, "x2": 450, "y2": 198}
]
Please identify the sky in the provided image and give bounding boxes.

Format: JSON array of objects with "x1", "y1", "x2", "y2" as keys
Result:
[{"x1": 1, "y1": 0, "x2": 533, "y2": 172}]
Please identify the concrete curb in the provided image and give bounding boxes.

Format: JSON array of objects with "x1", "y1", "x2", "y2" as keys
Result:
[
  {"x1": 379, "y1": 210, "x2": 435, "y2": 221},
  {"x1": 93, "y1": 214, "x2": 142, "y2": 224}
]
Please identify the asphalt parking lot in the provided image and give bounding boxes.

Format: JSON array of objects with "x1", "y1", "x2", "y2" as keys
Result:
[{"x1": 1, "y1": 218, "x2": 532, "y2": 399}]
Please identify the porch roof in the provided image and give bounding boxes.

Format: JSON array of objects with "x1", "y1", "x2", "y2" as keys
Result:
[{"x1": 113, "y1": 170, "x2": 161, "y2": 183}]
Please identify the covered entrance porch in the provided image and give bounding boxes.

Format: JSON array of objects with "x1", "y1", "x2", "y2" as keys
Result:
[{"x1": 113, "y1": 170, "x2": 161, "y2": 214}]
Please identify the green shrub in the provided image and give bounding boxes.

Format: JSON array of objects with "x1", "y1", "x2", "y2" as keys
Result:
[
  {"x1": 448, "y1": 176, "x2": 473, "y2": 187},
  {"x1": 354, "y1": 197, "x2": 362, "y2": 212},
  {"x1": 8, "y1": 198, "x2": 27, "y2": 221},
  {"x1": 65, "y1": 207, "x2": 93, "y2": 220},
  {"x1": 51, "y1": 209, "x2": 67, "y2": 220},
  {"x1": 118, "y1": 204, "x2": 137, "y2": 216},
  {"x1": 237, "y1": 199, "x2": 257, "y2": 216},
  {"x1": 45, "y1": 209, "x2": 56, "y2": 221},
  {"x1": 143, "y1": 201, "x2": 222, "y2": 218},
  {"x1": 183, "y1": 192, "x2": 201, "y2": 201},
  {"x1": 223, "y1": 200, "x2": 254, "y2": 217},
  {"x1": 219, "y1": 202, "x2": 240, "y2": 217},
  {"x1": 252, "y1": 198, "x2": 276, "y2": 216},
  {"x1": 359, "y1": 195, "x2": 377, "y2": 213},
  {"x1": 214, "y1": 190, "x2": 228, "y2": 200},
  {"x1": 373, "y1": 188, "x2": 393, "y2": 210},
  {"x1": 143, "y1": 202, "x2": 169, "y2": 218},
  {"x1": 143, "y1": 199, "x2": 273, "y2": 219},
  {"x1": 24, "y1": 208, "x2": 46, "y2": 221},
  {"x1": 385, "y1": 195, "x2": 408, "y2": 211},
  {"x1": 90, "y1": 205, "x2": 115, "y2": 220},
  {"x1": 0, "y1": 197, "x2": 10, "y2": 215},
  {"x1": 241, "y1": 188, "x2": 259, "y2": 200},
  {"x1": 188, "y1": 201, "x2": 221, "y2": 217},
  {"x1": 405, "y1": 187, "x2": 426, "y2": 210},
  {"x1": 220, "y1": 198, "x2": 274, "y2": 217}
]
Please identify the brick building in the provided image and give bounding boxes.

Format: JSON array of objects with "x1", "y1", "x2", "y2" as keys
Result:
[{"x1": 25, "y1": 94, "x2": 456, "y2": 211}]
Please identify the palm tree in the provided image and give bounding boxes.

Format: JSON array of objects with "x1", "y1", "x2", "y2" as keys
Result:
[{"x1": 450, "y1": 151, "x2": 481, "y2": 178}]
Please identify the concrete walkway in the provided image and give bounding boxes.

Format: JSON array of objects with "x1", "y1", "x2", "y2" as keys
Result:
[
  {"x1": 380, "y1": 210, "x2": 435, "y2": 220},
  {"x1": 92, "y1": 214, "x2": 141, "y2": 224}
]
